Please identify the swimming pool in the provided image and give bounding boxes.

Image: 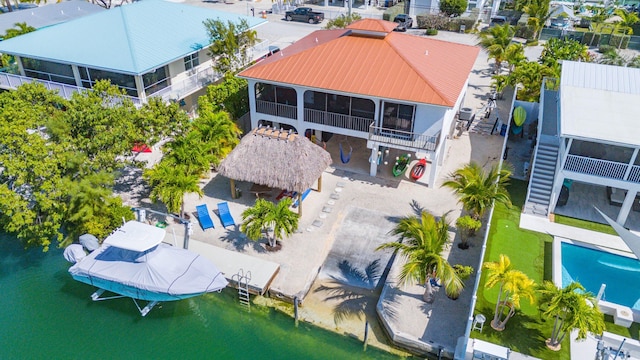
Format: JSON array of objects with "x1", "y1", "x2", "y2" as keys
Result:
[{"x1": 562, "y1": 242, "x2": 640, "y2": 310}]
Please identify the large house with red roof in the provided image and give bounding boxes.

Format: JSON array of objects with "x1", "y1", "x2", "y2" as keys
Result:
[{"x1": 238, "y1": 19, "x2": 479, "y2": 186}]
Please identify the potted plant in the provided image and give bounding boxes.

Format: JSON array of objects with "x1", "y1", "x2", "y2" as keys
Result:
[
  {"x1": 447, "y1": 265, "x2": 474, "y2": 300},
  {"x1": 454, "y1": 264, "x2": 474, "y2": 281},
  {"x1": 456, "y1": 215, "x2": 482, "y2": 249}
]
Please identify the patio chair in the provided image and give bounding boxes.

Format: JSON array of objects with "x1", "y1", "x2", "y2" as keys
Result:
[
  {"x1": 196, "y1": 204, "x2": 214, "y2": 230},
  {"x1": 217, "y1": 202, "x2": 236, "y2": 228},
  {"x1": 292, "y1": 189, "x2": 311, "y2": 208}
]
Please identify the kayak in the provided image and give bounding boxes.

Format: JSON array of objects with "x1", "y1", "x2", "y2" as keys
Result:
[
  {"x1": 392, "y1": 154, "x2": 411, "y2": 177},
  {"x1": 411, "y1": 158, "x2": 427, "y2": 180}
]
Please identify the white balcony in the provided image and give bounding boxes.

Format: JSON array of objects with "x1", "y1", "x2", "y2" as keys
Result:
[
  {"x1": 368, "y1": 124, "x2": 439, "y2": 152},
  {"x1": 563, "y1": 154, "x2": 640, "y2": 184}
]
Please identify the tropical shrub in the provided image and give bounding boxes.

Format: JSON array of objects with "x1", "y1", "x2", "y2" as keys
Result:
[
  {"x1": 426, "y1": 28, "x2": 439, "y2": 35},
  {"x1": 456, "y1": 215, "x2": 482, "y2": 249},
  {"x1": 439, "y1": 0, "x2": 467, "y2": 17},
  {"x1": 324, "y1": 13, "x2": 362, "y2": 29},
  {"x1": 417, "y1": 14, "x2": 449, "y2": 30}
]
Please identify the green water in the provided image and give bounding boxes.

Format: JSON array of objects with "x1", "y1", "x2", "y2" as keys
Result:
[{"x1": 0, "y1": 233, "x2": 403, "y2": 359}]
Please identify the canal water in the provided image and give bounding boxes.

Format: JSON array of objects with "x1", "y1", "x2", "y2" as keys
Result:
[{"x1": 0, "y1": 233, "x2": 403, "y2": 359}]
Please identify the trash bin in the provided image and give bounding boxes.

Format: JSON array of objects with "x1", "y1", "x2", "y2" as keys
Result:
[
  {"x1": 499, "y1": 124, "x2": 507, "y2": 136},
  {"x1": 460, "y1": 24, "x2": 466, "y2": 33}
]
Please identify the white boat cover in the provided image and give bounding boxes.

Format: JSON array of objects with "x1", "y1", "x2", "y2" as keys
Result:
[
  {"x1": 64, "y1": 244, "x2": 86, "y2": 263},
  {"x1": 68, "y1": 222, "x2": 228, "y2": 301}
]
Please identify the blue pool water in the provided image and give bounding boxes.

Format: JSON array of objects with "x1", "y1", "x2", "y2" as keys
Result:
[{"x1": 562, "y1": 242, "x2": 640, "y2": 310}]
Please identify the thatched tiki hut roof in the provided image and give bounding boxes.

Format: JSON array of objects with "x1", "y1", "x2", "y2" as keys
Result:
[{"x1": 218, "y1": 127, "x2": 332, "y2": 216}]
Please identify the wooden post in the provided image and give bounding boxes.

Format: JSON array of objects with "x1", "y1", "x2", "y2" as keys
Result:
[
  {"x1": 297, "y1": 193, "x2": 302, "y2": 218},
  {"x1": 230, "y1": 179, "x2": 236, "y2": 199},
  {"x1": 317, "y1": 175, "x2": 322, "y2": 192}
]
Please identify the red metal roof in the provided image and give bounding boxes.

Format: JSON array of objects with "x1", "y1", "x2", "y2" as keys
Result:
[{"x1": 239, "y1": 19, "x2": 480, "y2": 107}]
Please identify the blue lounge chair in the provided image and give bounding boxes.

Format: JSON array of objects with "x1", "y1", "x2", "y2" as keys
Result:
[
  {"x1": 196, "y1": 204, "x2": 214, "y2": 230},
  {"x1": 217, "y1": 202, "x2": 235, "y2": 228},
  {"x1": 292, "y1": 189, "x2": 311, "y2": 208}
]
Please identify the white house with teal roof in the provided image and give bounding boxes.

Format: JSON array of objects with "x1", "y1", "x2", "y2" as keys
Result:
[{"x1": 0, "y1": 0, "x2": 266, "y2": 105}]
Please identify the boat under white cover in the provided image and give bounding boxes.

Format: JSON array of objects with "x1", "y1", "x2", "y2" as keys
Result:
[{"x1": 67, "y1": 221, "x2": 228, "y2": 315}]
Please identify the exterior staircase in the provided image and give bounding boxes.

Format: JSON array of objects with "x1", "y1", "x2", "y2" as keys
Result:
[{"x1": 524, "y1": 142, "x2": 560, "y2": 217}]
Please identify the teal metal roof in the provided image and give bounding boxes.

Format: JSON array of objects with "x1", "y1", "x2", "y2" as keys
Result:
[{"x1": 0, "y1": 0, "x2": 266, "y2": 75}]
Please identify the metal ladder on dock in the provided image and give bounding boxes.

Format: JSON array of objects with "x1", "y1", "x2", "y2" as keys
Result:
[{"x1": 232, "y1": 269, "x2": 251, "y2": 311}]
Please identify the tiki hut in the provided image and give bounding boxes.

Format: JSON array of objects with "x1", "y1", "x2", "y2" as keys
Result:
[{"x1": 218, "y1": 127, "x2": 332, "y2": 217}]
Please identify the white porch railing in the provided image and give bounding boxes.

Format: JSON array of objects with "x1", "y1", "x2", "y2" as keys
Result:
[
  {"x1": 255, "y1": 100, "x2": 297, "y2": 119},
  {"x1": 150, "y1": 63, "x2": 220, "y2": 102},
  {"x1": 564, "y1": 155, "x2": 629, "y2": 181},
  {"x1": 368, "y1": 124, "x2": 439, "y2": 152},
  {"x1": 304, "y1": 108, "x2": 372, "y2": 132}
]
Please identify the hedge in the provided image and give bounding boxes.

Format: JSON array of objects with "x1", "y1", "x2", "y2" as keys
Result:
[
  {"x1": 609, "y1": 34, "x2": 630, "y2": 49},
  {"x1": 581, "y1": 32, "x2": 601, "y2": 47},
  {"x1": 382, "y1": 3, "x2": 405, "y2": 21}
]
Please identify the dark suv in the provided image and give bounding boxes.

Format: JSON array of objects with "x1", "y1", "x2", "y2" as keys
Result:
[{"x1": 393, "y1": 14, "x2": 413, "y2": 32}]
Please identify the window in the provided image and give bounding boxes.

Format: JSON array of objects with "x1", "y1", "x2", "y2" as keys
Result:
[
  {"x1": 142, "y1": 66, "x2": 169, "y2": 95},
  {"x1": 22, "y1": 58, "x2": 76, "y2": 86},
  {"x1": 304, "y1": 90, "x2": 326, "y2": 111},
  {"x1": 77, "y1": 66, "x2": 137, "y2": 97},
  {"x1": 184, "y1": 52, "x2": 199, "y2": 71},
  {"x1": 382, "y1": 102, "x2": 415, "y2": 133}
]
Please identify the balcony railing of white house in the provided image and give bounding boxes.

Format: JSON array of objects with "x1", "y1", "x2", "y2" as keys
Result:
[
  {"x1": 304, "y1": 108, "x2": 372, "y2": 132},
  {"x1": 0, "y1": 64, "x2": 219, "y2": 105},
  {"x1": 255, "y1": 100, "x2": 297, "y2": 119},
  {"x1": 368, "y1": 124, "x2": 439, "y2": 152},
  {"x1": 562, "y1": 155, "x2": 640, "y2": 182},
  {"x1": 152, "y1": 63, "x2": 220, "y2": 102}
]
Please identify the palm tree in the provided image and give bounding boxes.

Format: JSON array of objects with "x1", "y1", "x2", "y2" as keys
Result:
[
  {"x1": 538, "y1": 281, "x2": 605, "y2": 350},
  {"x1": 241, "y1": 198, "x2": 299, "y2": 249},
  {"x1": 164, "y1": 131, "x2": 214, "y2": 176},
  {"x1": 144, "y1": 162, "x2": 203, "y2": 218},
  {"x1": 376, "y1": 211, "x2": 463, "y2": 303},
  {"x1": 524, "y1": 0, "x2": 552, "y2": 40},
  {"x1": 503, "y1": 43, "x2": 526, "y2": 74},
  {"x1": 442, "y1": 162, "x2": 512, "y2": 220},
  {"x1": 614, "y1": 8, "x2": 640, "y2": 34},
  {"x1": 483, "y1": 254, "x2": 536, "y2": 330},
  {"x1": 477, "y1": 24, "x2": 515, "y2": 73},
  {"x1": 192, "y1": 110, "x2": 241, "y2": 168}
]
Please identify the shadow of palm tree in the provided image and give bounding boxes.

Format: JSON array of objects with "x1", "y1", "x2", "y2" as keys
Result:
[
  {"x1": 314, "y1": 259, "x2": 383, "y2": 325},
  {"x1": 410, "y1": 199, "x2": 424, "y2": 216},
  {"x1": 219, "y1": 226, "x2": 266, "y2": 253}
]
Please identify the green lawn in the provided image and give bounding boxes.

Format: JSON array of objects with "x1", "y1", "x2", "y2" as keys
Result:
[
  {"x1": 554, "y1": 214, "x2": 617, "y2": 235},
  {"x1": 604, "y1": 315, "x2": 640, "y2": 340},
  {"x1": 470, "y1": 180, "x2": 570, "y2": 360}
]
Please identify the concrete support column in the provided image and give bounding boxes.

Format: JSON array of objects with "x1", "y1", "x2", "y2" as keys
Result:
[
  {"x1": 548, "y1": 174, "x2": 565, "y2": 214},
  {"x1": 248, "y1": 80, "x2": 258, "y2": 130},
  {"x1": 369, "y1": 146, "x2": 379, "y2": 176}
]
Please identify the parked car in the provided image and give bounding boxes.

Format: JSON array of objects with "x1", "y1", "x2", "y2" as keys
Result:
[
  {"x1": 489, "y1": 16, "x2": 507, "y2": 27},
  {"x1": 393, "y1": 14, "x2": 413, "y2": 32},
  {"x1": 285, "y1": 7, "x2": 324, "y2": 24}
]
